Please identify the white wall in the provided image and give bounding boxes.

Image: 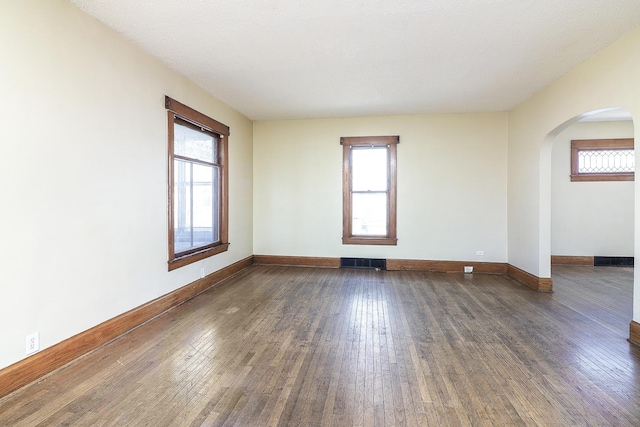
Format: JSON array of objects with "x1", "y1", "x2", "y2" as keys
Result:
[
  {"x1": 551, "y1": 121, "x2": 634, "y2": 256},
  {"x1": 2, "y1": 1, "x2": 638, "y2": 373},
  {"x1": 254, "y1": 114, "x2": 508, "y2": 262},
  {"x1": 508, "y1": 26, "x2": 640, "y2": 323},
  {"x1": 0, "y1": 0, "x2": 253, "y2": 370}
]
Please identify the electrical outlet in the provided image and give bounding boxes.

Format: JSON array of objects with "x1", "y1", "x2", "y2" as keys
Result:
[
  {"x1": 26, "y1": 332, "x2": 39, "y2": 355},
  {"x1": 464, "y1": 266, "x2": 473, "y2": 273},
  {"x1": 200, "y1": 267, "x2": 205, "y2": 279},
  {"x1": 476, "y1": 250, "x2": 484, "y2": 256}
]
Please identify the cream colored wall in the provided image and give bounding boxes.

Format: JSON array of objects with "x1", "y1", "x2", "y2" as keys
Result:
[
  {"x1": 2, "y1": 0, "x2": 637, "y2": 373},
  {"x1": 508, "y1": 27, "x2": 640, "y2": 322},
  {"x1": 551, "y1": 121, "x2": 634, "y2": 256},
  {"x1": 0, "y1": 1, "x2": 253, "y2": 370},
  {"x1": 253, "y1": 114, "x2": 508, "y2": 262}
]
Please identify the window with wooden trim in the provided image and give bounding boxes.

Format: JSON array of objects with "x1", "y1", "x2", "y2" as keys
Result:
[
  {"x1": 571, "y1": 138, "x2": 634, "y2": 182},
  {"x1": 166, "y1": 96, "x2": 229, "y2": 271},
  {"x1": 342, "y1": 136, "x2": 398, "y2": 245}
]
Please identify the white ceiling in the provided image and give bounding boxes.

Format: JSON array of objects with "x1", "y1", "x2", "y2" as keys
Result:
[{"x1": 70, "y1": 0, "x2": 640, "y2": 121}]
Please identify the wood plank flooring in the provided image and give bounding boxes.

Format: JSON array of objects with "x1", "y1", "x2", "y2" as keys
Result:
[{"x1": 0, "y1": 265, "x2": 638, "y2": 426}]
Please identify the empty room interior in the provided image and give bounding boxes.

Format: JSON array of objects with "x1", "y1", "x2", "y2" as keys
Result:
[{"x1": 1, "y1": 0, "x2": 640, "y2": 425}]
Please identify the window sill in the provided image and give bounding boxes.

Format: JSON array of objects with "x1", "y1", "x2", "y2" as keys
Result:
[
  {"x1": 168, "y1": 243, "x2": 230, "y2": 271},
  {"x1": 343, "y1": 236, "x2": 397, "y2": 246},
  {"x1": 570, "y1": 173, "x2": 634, "y2": 182}
]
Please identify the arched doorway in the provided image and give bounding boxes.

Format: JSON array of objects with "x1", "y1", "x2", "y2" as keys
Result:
[{"x1": 541, "y1": 107, "x2": 635, "y2": 337}]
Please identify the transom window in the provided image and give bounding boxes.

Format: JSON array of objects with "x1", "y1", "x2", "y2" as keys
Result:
[
  {"x1": 342, "y1": 136, "x2": 398, "y2": 245},
  {"x1": 166, "y1": 96, "x2": 229, "y2": 270},
  {"x1": 571, "y1": 138, "x2": 634, "y2": 182}
]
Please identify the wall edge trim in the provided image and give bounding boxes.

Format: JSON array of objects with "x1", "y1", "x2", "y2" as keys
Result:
[
  {"x1": 507, "y1": 264, "x2": 553, "y2": 292},
  {"x1": 253, "y1": 255, "x2": 509, "y2": 274},
  {"x1": 387, "y1": 259, "x2": 508, "y2": 274},
  {"x1": 629, "y1": 321, "x2": 640, "y2": 347},
  {"x1": 0, "y1": 256, "x2": 584, "y2": 399},
  {"x1": 0, "y1": 255, "x2": 254, "y2": 399},
  {"x1": 253, "y1": 255, "x2": 341, "y2": 268},
  {"x1": 551, "y1": 255, "x2": 594, "y2": 266}
]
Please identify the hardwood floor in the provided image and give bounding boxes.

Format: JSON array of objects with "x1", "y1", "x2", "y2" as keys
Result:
[{"x1": 0, "y1": 265, "x2": 638, "y2": 426}]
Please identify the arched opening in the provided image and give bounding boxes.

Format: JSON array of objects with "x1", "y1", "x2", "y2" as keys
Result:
[{"x1": 541, "y1": 107, "x2": 635, "y2": 337}]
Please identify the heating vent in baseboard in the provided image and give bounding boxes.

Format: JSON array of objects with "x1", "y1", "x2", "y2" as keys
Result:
[
  {"x1": 340, "y1": 257, "x2": 387, "y2": 270},
  {"x1": 594, "y1": 256, "x2": 634, "y2": 267}
]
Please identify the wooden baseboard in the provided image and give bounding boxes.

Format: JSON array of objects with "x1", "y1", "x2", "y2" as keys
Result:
[
  {"x1": 253, "y1": 255, "x2": 340, "y2": 268},
  {"x1": 0, "y1": 255, "x2": 254, "y2": 399},
  {"x1": 0, "y1": 254, "x2": 558, "y2": 399},
  {"x1": 253, "y1": 255, "x2": 507, "y2": 274},
  {"x1": 387, "y1": 259, "x2": 507, "y2": 274},
  {"x1": 551, "y1": 256, "x2": 594, "y2": 266},
  {"x1": 630, "y1": 321, "x2": 640, "y2": 347},
  {"x1": 253, "y1": 257, "x2": 574, "y2": 292},
  {"x1": 507, "y1": 264, "x2": 553, "y2": 292}
]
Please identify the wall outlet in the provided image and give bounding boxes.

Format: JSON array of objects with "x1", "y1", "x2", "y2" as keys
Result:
[
  {"x1": 464, "y1": 266, "x2": 473, "y2": 273},
  {"x1": 476, "y1": 250, "x2": 484, "y2": 256},
  {"x1": 26, "y1": 332, "x2": 39, "y2": 355},
  {"x1": 200, "y1": 267, "x2": 205, "y2": 279}
]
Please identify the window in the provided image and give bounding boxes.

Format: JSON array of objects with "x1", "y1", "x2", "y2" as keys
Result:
[
  {"x1": 342, "y1": 135, "x2": 398, "y2": 245},
  {"x1": 571, "y1": 138, "x2": 634, "y2": 182},
  {"x1": 166, "y1": 96, "x2": 229, "y2": 270}
]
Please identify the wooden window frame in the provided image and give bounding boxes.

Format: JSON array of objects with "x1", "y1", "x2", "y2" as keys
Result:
[
  {"x1": 342, "y1": 135, "x2": 398, "y2": 246},
  {"x1": 166, "y1": 96, "x2": 230, "y2": 271},
  {"x1": 570, "y1": 138, "x2": 634, "y2": 182}
]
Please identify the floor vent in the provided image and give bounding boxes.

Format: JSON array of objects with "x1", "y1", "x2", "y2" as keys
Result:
[
  {"x1": 593, "y1": 256, "x2": 634, "y2": 267},
  {"x1": 340, "y1": 257, "x2": 387, "y2": 270}
]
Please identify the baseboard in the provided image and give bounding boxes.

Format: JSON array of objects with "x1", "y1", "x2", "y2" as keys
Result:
[
  {"x1": 0, "y1": 255, "x2": 559, "y2": 399},
  {"x1": 0, "y1": 255, "x2": 254, "y2": 399},
  {"x1": 387, "y1": 259, "x2": 507, "y2": 274},
  {"x1": 253, "y1": 255, "x2": 340, "y2": 268},
  {"x1": 507, "y1": 264, "x2": 553, "y2": 292},
  {"x1": 551, "y1": 256, "x2": 594, "y2": 266},
  {"x1": 253, "y1": 257, "x2": 562, "y2": 292},
  {"x1": 630, "y1": 321, "x2": 640, "y2": 347},
  {"x1": 253, "y1": 255, "x2": 508, "y2": 274}
]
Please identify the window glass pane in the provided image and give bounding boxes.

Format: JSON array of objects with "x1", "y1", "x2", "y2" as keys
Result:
[
  {"x1": 212, "y1": 166, "x2": 220, "y2": 242},
  {"x1": 578, "y1": 149, "x2": 634, "y2": 173},
  {"x1": 192, "y1": 163, "x2": 215, "y2": 247},
  {"x1": 352, "y1": 193, "x2": 387, "y2": 236},
  {"x1": 352, "y1": 147, "x2": 388, "y2": 191},
  {"x1": 174, "y1": 159, "x2": 192, "y2": 253},
  {"x1": 173, "y1": 160, "x2": 218, "y2": 254},
  {"x1": 174, "y1": 121, "x2": 216, "y2": 163}
]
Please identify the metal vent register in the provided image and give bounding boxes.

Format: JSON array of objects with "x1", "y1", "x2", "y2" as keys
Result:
[{"x1": 340, "y1": 258, "x2": 387, "y2": 270}]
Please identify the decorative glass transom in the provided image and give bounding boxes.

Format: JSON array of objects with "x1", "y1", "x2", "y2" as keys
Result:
[{"x1": 577, "y1": 149, "x2": 634, "y2": 174}]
